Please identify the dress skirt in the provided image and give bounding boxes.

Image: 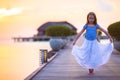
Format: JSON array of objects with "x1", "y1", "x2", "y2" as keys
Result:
[{"x1": 71, "y1": 37, "x2": 113, "y2": 69}]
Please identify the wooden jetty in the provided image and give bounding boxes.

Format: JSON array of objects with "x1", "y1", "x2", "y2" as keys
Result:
[
  {"x1": 25, "y1": 42, "x2": 120, "y2": 80},
  {"x1": 12, "y1": 36, "x2": 51, "y2": 42}
]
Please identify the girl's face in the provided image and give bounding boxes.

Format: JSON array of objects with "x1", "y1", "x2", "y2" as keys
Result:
[{"x1": 88, "y1": 14, "x2": 95, "y2": 24}]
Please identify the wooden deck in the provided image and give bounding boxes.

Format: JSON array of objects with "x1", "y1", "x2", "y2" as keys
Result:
[{"x1": 26, "y1": 42, "x2": 120, "y2": 80}]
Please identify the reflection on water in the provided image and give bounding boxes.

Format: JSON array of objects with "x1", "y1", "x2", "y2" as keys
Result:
[{"x1": 0, "y1": 40, "x2": 51, "y2": 80}]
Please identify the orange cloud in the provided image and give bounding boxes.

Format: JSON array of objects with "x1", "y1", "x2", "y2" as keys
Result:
[{"x1": 0, "y1": 8, "x2": 23, "y2": 18}]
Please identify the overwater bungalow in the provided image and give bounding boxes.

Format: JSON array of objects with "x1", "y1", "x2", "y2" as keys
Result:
[{"x1": 37, "y1": 21, "x2": 77, "y2": 36}]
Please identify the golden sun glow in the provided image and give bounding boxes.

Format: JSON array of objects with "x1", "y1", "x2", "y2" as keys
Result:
[
  {"x1": 0, "y1": 8, "x2": 23, "y2": 18},
  {"x1": 0, "y1": 0, "x2": 120, "y2": 41}
]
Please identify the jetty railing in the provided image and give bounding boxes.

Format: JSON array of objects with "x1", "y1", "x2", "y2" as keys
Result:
[{"x1": 12, "y1": 36, "x2": 51, "y2": 42}]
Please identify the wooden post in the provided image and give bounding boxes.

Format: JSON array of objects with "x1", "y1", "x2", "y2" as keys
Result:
[{"x1": 40, "y1": 49, "x2": 48, "y2": 64}]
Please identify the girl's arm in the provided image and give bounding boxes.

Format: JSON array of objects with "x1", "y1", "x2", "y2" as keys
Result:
[
  {"x1": 98, "y1": 26, "x2": 113, "y2": 43},
  {"x1": 73, "y1": 28, "x2": 86, "y2": 45}
]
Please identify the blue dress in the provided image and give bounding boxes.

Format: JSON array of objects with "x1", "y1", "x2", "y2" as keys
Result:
[
  {"x1": 72, "y1": 24, "x2": 113, "y2": 69},
  {"x1": 84, "y1": 24, "x2": 99, "y2": 40}
]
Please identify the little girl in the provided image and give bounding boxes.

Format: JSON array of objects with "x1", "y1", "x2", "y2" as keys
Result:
[{"x1": 72, "y1": 12, "x2": 113, "y2": 74}]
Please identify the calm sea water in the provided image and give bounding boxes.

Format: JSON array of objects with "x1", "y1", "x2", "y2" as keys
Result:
[
  {"x1": 0, "y1": 40, "x2": 51, "y2": 80},
  {"x1": 0, "y1": 39, "x2": 109, "y2": 80}
]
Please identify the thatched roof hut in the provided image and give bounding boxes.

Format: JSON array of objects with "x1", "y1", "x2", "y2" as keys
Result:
[{"x1": 37, "y1": 21, "x2": 77, "y2": 36}]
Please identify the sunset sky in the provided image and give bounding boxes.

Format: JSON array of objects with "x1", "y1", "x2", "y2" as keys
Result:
[{"x1": 0, "y1": 0, "x2": 120, "y2": 41}]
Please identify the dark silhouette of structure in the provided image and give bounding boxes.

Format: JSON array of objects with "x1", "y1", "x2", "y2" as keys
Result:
[{"x1": 37, "y1": 21, "x2": 77, "y2": 36}]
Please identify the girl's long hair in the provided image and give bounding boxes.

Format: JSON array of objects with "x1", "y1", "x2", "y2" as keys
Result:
[{"x1": 86, "y1": 12, "x2": 97, "y2": 25}]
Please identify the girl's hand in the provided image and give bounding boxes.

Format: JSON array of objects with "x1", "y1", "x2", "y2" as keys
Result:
[
  {"x1": 110, "y1": 38, "x2": 113, "y2": 43},
  {"x1": 72, "y1": 41, "x2": 76, "y2": 45}
]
